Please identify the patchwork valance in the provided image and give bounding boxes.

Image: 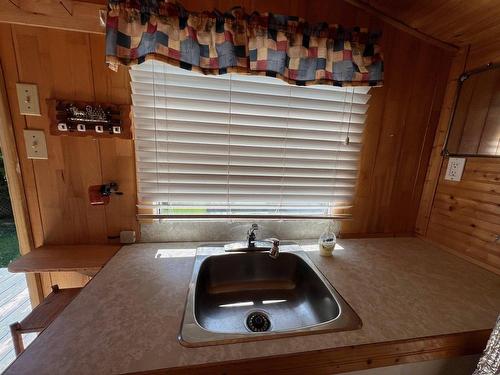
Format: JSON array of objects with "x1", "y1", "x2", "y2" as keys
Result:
[{"x1": 106, "y1": 1, "x2": 383, "y2": 86}]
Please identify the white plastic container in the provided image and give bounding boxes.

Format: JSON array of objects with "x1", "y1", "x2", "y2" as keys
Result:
[{"x1": 318, "y1": 221, "x2": 337, "y2": 256}]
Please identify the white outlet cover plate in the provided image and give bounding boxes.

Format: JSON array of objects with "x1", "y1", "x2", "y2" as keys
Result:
[
  {"x1": 16, "y1": 83, "x2": 41, "y2": 116},
  {"x1": 23, "y1": 129, "x2": 48, "y2": 160},
  {"x1": 445, "y1": 157, "x2": 466, "y2": 181},
  {"x1": 120, "y1": 231, "x2": 136, "y2": 244}
]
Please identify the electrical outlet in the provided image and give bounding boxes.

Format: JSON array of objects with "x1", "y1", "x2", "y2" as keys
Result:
[
  {"x1": 120, "y1": 231, "x2": 136, "y2": 244},
  {"x1": 445, "y1": 157, "x2": 466, "y2": 181},
  {"x1": 16, "y1": 83, "x2": 41, "y2": 116},
  {"x1": 23, "y1": 129, "x2": 48, "y2": 160}
]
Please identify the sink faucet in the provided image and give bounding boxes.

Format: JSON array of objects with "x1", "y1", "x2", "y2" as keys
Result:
[
  {"x1": 247, "y1": 223, "x2": 259, "y2": 248},
  {"x1": 246, "y1": 224, "x2": 280, "y2": 259}
]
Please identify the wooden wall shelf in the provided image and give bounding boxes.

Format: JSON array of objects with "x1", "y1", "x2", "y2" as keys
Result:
[
  {"x1": 8, "y1": 244, "x2": 121, "y2": 276},
  {"x1": 47, "y1": 99, "x2": 132, "y2": 139}
]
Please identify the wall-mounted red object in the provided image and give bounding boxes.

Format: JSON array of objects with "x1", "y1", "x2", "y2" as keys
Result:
[{"x1": 89, "y1": 182, "x2": 123, "y2": 206}]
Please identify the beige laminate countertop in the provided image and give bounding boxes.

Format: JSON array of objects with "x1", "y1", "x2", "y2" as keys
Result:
[{"x1": 5, "y1": 237, "x2": 500, "y2": 374}]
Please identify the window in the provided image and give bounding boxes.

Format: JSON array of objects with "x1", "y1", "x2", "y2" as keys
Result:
[{"x1": 131, "y1": 61, "x2": 370, "y2": 219}]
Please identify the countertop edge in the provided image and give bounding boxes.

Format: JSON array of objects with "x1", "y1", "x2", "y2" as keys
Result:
[{"x1": 125, "y1": 329, "x2": 491, "y2": 375}]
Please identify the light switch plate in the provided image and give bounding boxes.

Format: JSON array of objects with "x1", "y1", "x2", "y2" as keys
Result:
[
  {"x1": 445, "y1": 157, "x2": 466, "y2": 181},
  {"x1": 23, "y1": 129, "x2": 48, "y2": 160},
  {"x1": 16, "y1": 83, "x2": 41, "y2": 116}
]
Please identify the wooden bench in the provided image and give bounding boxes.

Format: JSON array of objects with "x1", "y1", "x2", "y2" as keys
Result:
[{"x1": 10, "y1": 285, "x2": 82, "y2": 356}]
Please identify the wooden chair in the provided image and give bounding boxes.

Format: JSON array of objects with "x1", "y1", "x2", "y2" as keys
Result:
[{"x1": 10, "y1": 285, "x2": 82, "y2": 356}]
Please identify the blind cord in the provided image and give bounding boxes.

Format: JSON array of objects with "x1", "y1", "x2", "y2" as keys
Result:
[
  {"x1": 164, "y1": 63, "x2": 170, "y2": 215},
  {"x1": 345, "y1": 87, "x2": 354, "y2": 146},
  {"x1": 227, "y1": 74, "x2": 232, "y2": 217},
  {"x1": 277, "y1": 84, "x2": 292, "y2": 216},
  {"x1": 152, "y1": 61, "x2": 160, "y2": 215}
]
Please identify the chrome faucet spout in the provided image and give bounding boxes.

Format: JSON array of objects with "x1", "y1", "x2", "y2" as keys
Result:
[{"x1": 247, "y1": 223, "x2": 258, "y2": 248}]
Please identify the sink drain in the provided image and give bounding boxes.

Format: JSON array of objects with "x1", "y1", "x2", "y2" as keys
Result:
[{"x1": 246, "y1": 311, "x2": 271, "y2": 332}]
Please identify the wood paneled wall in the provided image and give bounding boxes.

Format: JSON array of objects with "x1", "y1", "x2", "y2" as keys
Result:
[
  {"x1": 447, "y1": 67, "x2": 500, "y2": 156},
  {"x1": 0, "y1": 0, "x2": 455, "y2": 293},
  {"x1": 0, "y1": 24, "x2": 137, "y2": 294},
  {"x1": 467, "y1": 40, "x2": 500, "y2": 71},
  {"x1": 420, "y1": 46, "x2": 500, "y2": 275},
  {"x1": 343, "y1": 31, "x2": 451, "y2": 235},
  {"x1": 427, "y1": 158, "x2": 500, "y2": 273}
]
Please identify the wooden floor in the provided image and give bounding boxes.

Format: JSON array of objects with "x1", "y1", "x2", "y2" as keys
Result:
[{"x1": 0, "y1": 268, "x2": 36, "y2": 372}]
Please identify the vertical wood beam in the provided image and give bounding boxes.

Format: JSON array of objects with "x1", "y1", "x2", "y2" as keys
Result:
[
  {"x1": 0, "y1": 63, "x2": 44, "y2": 306},
  {"x1": 414, "y1": 47, "x2": 469, "y2": 236}
]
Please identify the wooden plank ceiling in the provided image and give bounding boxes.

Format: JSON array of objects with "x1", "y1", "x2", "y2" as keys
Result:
[
  {"x1": 2, "y1": 0, "x2": 500, "y2": 52},
  {"x1": 75, "y1": 0, "x2": 500, "y2": 48},
  {"x1": 356, "y1": 0, "x2": 500, "y2": 47}
]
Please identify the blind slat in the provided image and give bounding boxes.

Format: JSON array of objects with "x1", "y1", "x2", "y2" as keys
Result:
[
  {"x1": 136, "y1": 143, "x2": 360, "y2": 161},
  {"x1": 138, "y1": 193, "x2": 353, "y2": 204},
  {"x1": 133, "y1": 106, "x2": 367, "y2": 124},
  {"x1": 130, "y1": 71, "x2": 371, "y2": 100},
  {"x1": 132, "y1": 93, "x2": 369, "y2": 114},
  {"x1": 135, "y1": 136, "x2": 362, "y2": 152},
  {"x1": 134, "y1": 118, "x2": 365, "y2": 133},
  {"x1": 139, "y1": 185, "x2": 355, "y2": 195},
  {"x1": 131, "y1": 82, "x2": 371, "y2": 106},
  {"x1": 136, "y1": 162, "x2": 359, "y2": 178},
  {"x1": 138, "y1": 175, "x2": 356, "y2": 187},
  {"x1": 136, "y1": 157, "x2": 359, "y2": 170},
  {"x1": 134, "y1": 127, "x2": 364, "y2": 143},
  {"x1": 135, "y1": 131, "x2": 363, "y2": 148}
]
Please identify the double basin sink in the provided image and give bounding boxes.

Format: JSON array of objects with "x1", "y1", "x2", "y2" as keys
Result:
[{"x1": 180, "y1": 242, "x2": 361, "y2": 346}]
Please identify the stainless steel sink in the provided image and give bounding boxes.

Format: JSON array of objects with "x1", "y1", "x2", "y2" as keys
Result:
[{"x1": 179, "y1": 243, "x2": 361, "y2": 347}]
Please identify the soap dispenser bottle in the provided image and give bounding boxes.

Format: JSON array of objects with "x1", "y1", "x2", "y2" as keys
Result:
[{"x1": 319, "y1": 221, "x2": 337, "y2": 256}]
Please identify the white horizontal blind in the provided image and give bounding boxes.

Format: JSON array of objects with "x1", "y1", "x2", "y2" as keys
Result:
[{"x1": 130, "y1": 61, "x2": 370, "y2": 218}]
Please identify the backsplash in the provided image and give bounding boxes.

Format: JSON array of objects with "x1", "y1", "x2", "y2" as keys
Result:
[{"x1": 140, "y1": 220, "x2": 340, "y2": 243}]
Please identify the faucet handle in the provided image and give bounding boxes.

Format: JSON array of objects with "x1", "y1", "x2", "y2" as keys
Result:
[
  {"x1": 264, "y1": 238, "x2": 279, "y2": 247},
  {"x1": 265, "y1": 238, "x2": 280, "y2": 259}
]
